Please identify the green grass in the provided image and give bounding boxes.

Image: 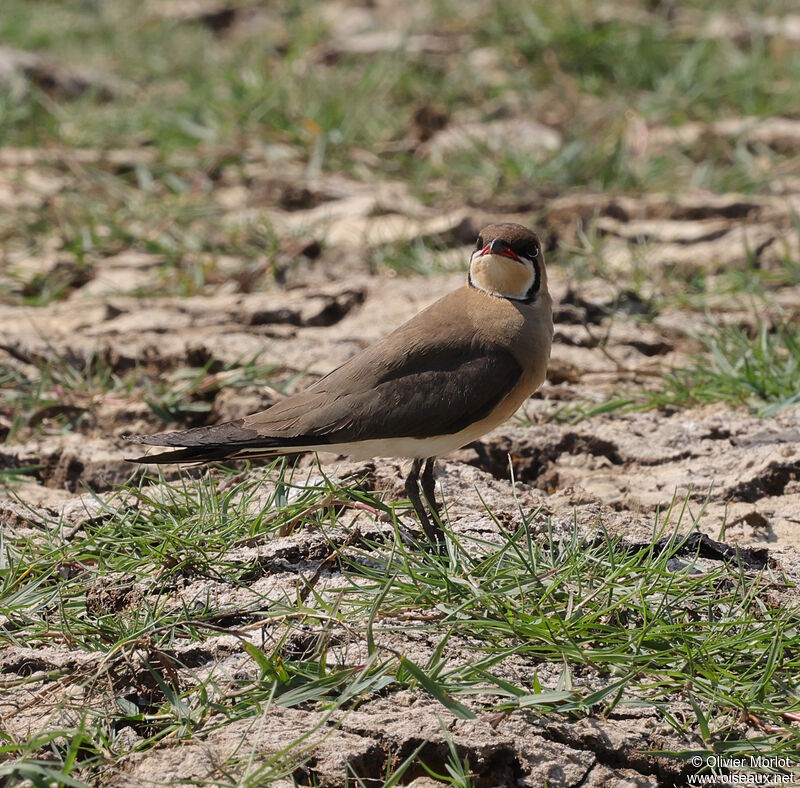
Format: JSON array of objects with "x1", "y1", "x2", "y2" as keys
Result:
[
  {"x1": 2, "y1": 469, "x2": 799, "y2": 783},
  {"x1": 1, "y1": 0, "x2": 798, "y2": 291},
  {"x1": 0, "y1": 350, "x2": 287, "y2": 441},
  {"x1": 371, "y1": 238, "x2": 466, "y2": 276},
  {"x1": 2, "y1": 0, "x2": 800, "y2": 782},
  {"x1": 550, "y1": 318, "x2": 800, "y2": 424},
  {"x1": 650, "y1": 322, "x2": 800, "y2": 416}
]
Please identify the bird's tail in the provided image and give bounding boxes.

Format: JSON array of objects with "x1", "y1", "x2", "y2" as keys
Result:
[{"x1": 124, "y1": 418, "x2": 299, "y2": 464}]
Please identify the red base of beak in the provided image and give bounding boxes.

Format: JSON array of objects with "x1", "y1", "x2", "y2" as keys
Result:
[{"x1": 480, "y1": 244, "x2": 521, "y2": 262}]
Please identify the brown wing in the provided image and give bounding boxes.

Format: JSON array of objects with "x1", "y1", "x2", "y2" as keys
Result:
[
  {"x1": 269, "y1": 344, "x2": 522, "y2": 441},
  {"x1": 126, "y1": 339, "x2": 521, "y2": 463}
]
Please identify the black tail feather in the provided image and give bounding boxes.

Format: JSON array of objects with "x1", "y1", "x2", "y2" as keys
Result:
[
  {"x1": 124, "y1": 417, "x2": 278, "y2": 464},
  {"x1": 127, "y1": 445, "x2": 260, "y2": 464},
  {"x1": 124, "y1": 417, "x2": 336, "y2": 465}
]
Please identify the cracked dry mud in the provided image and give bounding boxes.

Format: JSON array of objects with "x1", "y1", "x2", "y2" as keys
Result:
[
  {"x1": 3, "y1": 249, "x2": 799, "y2": 551},
  {"x1": 2, "y1": 4, "x2": 800, "y2": 780},
  {"x1": 3, "y1": 188, "x2": 800, "y2": 783}
]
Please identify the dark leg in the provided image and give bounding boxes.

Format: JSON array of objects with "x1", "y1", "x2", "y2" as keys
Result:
[
  {"x1": 404, "y1": 458, "x2": 442, "y2": 543},
  {"x1": 421, "y1": 457, "x2": 440, "y2": 518}
]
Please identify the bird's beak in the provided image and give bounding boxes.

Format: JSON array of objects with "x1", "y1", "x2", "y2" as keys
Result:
[{"x1": 479, "y1": 238, "x2": 521, "y2": 262}]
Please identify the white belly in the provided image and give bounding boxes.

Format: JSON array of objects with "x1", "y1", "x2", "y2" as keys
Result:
[{"x1": 314, "y1": 431, "x2": 483, "y2": 461}]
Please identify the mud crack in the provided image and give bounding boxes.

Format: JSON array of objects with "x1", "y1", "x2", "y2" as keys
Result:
[
  {"x1": 466, "y1": 432, "x2": 623, "y2": 486},
  {"x1": 726, "y1": 460, "x2": 800, "y2": 503}
]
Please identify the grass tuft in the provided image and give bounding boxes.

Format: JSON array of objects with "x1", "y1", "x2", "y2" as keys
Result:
[{"x1": 551, "y1": 318, "x2": 800, "y2": 424}]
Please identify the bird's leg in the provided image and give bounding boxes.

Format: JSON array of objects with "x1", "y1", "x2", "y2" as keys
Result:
[
  {"x1": 404, "y1": 458, "x2": 442, "y2": 543},
  {"x1": 421, "y1": 457, "x2": 440, "y2": 519},
  {"x1": 404, "y1": 458, "x2": 430, "y2": 534}
]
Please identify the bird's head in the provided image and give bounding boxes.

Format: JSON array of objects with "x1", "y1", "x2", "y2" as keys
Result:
[{"x1": 468, "y1": 223, "x2": 546, "y2": 302}]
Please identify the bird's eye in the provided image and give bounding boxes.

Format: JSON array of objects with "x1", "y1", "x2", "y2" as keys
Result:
[
  {"x1": 475, "y1": 236, "x2": 484, "y2": 250},
  {"x1": 530, "y1": 245, "x2": 539, "y2": 259}
]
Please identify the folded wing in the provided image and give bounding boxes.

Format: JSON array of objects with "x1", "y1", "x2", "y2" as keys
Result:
[{"x1": 127, "y1": 337, "x2": 521, "y2": 463}]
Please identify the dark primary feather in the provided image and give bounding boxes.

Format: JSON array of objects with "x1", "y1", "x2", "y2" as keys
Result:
[
  {"x1": 125, "y1": 418, "x2": 271, "y2": 463},
  {"x1": 126, "y1": 419, "x2": 260, "y2": 447}
]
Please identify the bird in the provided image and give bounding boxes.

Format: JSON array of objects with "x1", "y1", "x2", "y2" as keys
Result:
[{"x1": 126, "y1": 223, "x2": 553, "y2": 542}]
